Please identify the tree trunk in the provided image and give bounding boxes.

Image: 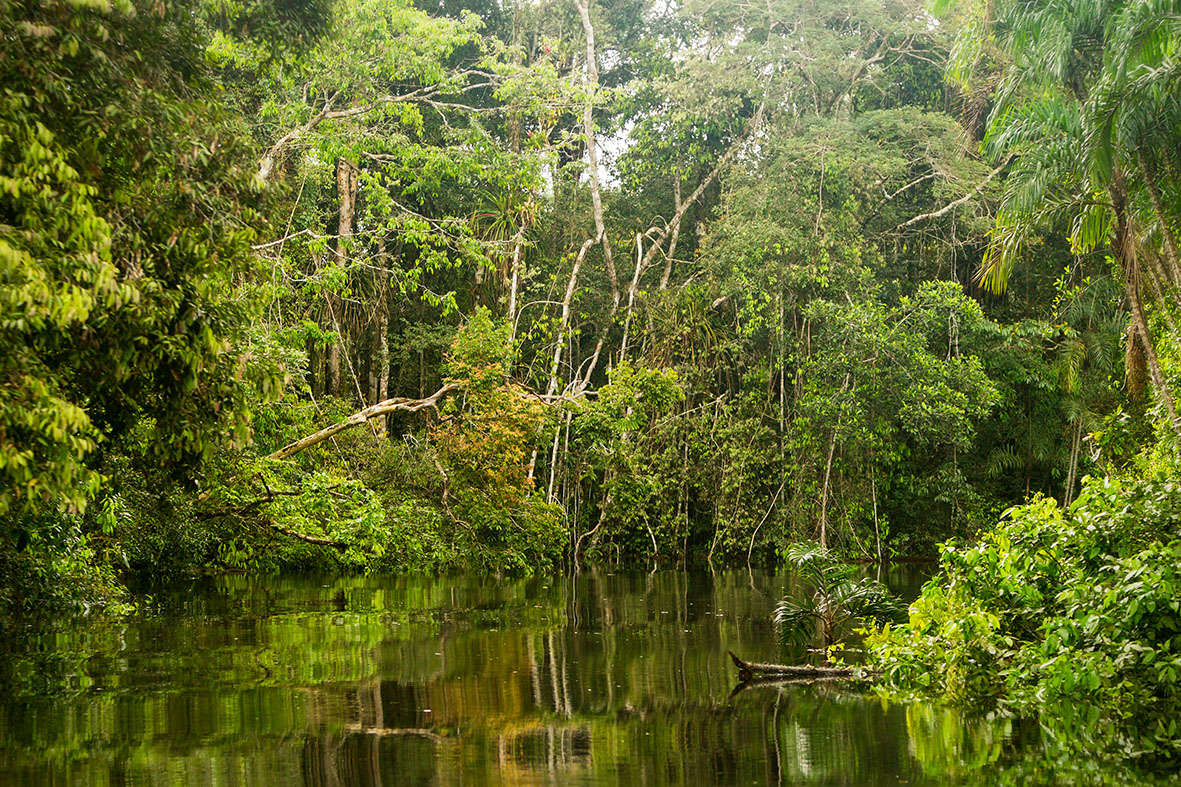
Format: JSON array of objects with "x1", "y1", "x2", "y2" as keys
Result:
[
  {"x1": 574, "y1": 0, "x2": 619, "y2": 309},
  {"x1": 327, "y1": 158, "x2": 358, "y2": 398},
  {"x1": 530, "y1": 237, "x2": 596, "y2": 481},
  {"x1": 659, "y1": 177, "x2": 682, "y2": 291},
  {"x1": 818, "y1": 373, "x2": 850, "y2": 549},
  {"x1": 618, "y1": 233, "x2": 645, "y2": 360},
  {"x1": 544, "y1": 238, "x2": 597, "y2": 399},
  {"x1": 1140, "y1": 149, "x2": 1181, "y2": 291},
  {"x1": 507, "y1": 228, "x2": 526, "y2": 345},
  {"x1": 819, "y1": 429, "x2": 837, "y2": 551},
  {"x1": 327, "y1": 338, "x2": 341, "y2": 398},
  {"x1": 374, "y1": 293, "x2": 389, "y2": 438},
  {"x1": 1064, "y1": 417, "x2": 1083, "y2": 507},
  {"x1": 376, "y1": 236, "x2": 391, "y2": 403},
  {"x1": 1112, "y1": 174, "x2": 1181, "y2": 436}
]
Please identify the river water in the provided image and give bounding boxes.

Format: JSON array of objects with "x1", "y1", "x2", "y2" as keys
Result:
[{"x1": 0, "y1": 567, "x2": 1154, "y2": 785}]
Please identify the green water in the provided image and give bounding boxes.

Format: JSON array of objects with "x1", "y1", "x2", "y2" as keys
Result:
[{"x1": 0, "y1": 568, "x2": 1153, "y2": 785}]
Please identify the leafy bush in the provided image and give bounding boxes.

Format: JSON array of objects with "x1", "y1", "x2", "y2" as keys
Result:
[
  {"x1": 868, "y1": 459, "x2": 1181, "y2": 761},
  {"x1": 0, "y1": 519, "x2": 133, "y2": 616}
]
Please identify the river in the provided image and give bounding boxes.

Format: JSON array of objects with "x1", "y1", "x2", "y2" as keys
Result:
[{"x1": 0, "y1": 567, "x2": 1159, "y2": 785}]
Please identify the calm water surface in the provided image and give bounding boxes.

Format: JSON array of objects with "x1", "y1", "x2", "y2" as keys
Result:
[{"x1": 0, "y1": 567, "x2": 1132, "y2": 785}]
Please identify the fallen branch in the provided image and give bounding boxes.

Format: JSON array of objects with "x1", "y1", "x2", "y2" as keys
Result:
[
  {"x1": 267, "y1": 383, "x2": 460, "y2": 461},
  {"x1": 728, "y1": 650, "x2": 863, "y2": 679},
  {"x1": 344, "y1": 724, "x2": 442, "y2": 742}
]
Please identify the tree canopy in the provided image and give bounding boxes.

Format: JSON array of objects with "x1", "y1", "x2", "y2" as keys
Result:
[{"x1": 0, "y1": 0, "x2": 1177, "y2": 611}]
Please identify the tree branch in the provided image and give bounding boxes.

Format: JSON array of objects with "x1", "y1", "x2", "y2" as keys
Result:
[
  {"x1": 267, "y1": 383, "x2": 460, "y2": 461},
  {"x1": 258, "y1": 92, "x2": 339, "y2": 182},
  {"x1": 897, "y1": 154, "x2": 1013, "y2": 229},
  {"x1": 198, "y1": 478, "x2": 352, "y2": 550},
  {"x1": 255, "y1": 72, "x2": 499, "y2": 182}
]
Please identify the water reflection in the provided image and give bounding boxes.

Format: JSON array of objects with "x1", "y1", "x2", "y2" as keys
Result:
[{"x1": 0, "y1": 567, "x2": 1139, "y2": 785}]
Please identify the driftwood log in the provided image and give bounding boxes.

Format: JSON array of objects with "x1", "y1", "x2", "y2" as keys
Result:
[{"x1": 728, "y1": 650, "x2": 860, "y2": 680}]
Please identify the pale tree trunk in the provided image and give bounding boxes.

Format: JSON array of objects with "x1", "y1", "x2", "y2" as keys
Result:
[
  {"x1": 658, "y1": 177, "x2": 682, "y2": 291},
  {"x1": 507, "y1": 227, "x2": 526, "y2": 345},
  {"x1": 544, "y1": 238, "x2": 596, "y2": 401},
  {"x1": 336, "y1": 158, "x2": 357, "y2": 262},
  {"x1": 508, "y1": 0, "x2": 525, "y2": 155},
  {"x1": 546, "y1": 410, "x2": 572, "y2": 504},
  {"x1": 618, "y1": 233, "x2": 645, "y2": 360},
  {"x1": 574, "y1": 0, "x2": 618, "y2": 309},
  {"x1": 327, "y1": 158, "x2": 358, "y2": 397},
  {"x1": 567, "y1": 0, "x2": 618, "y2": 397},
  {"x1": 529, "y1": 237, "x2": 596, "y2": 480}
]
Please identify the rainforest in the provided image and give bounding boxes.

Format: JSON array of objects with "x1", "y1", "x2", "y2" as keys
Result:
[{"x1": 1, "y1": 0, "x2": 1180, "y2": 782}]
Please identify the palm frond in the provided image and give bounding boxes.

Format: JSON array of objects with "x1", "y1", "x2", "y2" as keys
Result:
[
  {"x1": 985, "y1": 445, "x2": 1022, "y2": 478},
  {"x1": 773, "y1": 598, "x2": 817, "y2": 648},
  {"x1": 781, "y1": 541, "x2": 836, "y2": 586}
]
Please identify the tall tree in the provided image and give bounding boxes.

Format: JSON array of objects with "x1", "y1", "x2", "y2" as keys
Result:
[{"x1": 941, "y1": 0, "x2": 1181, "y2": 433}]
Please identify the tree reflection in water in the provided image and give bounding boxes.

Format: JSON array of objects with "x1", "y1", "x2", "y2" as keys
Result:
[{"x1": 0, "y1": 568, "x2": 1161, "y2": 785}]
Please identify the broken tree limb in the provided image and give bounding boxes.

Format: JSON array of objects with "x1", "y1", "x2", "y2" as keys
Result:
[
  {"x1": 267, "y1": 383, "x2": 460, "y2": 461},
  {"x1": 728, "y1": 650, "x2": 861, "y2": 679}
]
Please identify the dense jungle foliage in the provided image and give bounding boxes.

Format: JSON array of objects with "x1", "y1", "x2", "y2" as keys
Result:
[
  {"x1": 863, "y1": 0, "x2": 1181, "y2": 769},
  {"x1": 2, "y1": 0, "x2": 1180, "y2": 679},
  {"x1": 4, "y1": 0, "x2": 1181, "y2": 769}
]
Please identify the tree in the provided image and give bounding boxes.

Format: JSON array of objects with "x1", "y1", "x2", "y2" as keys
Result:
[
  {"x1": 941, "y1": 0, "x2": 1181, "y2": 433},
  {"x1": 0, "y1": 0, "x2": 278, "y2": 519},
  {"x1": 775, "y1": 542, "x2": 903, "y2": 650}
]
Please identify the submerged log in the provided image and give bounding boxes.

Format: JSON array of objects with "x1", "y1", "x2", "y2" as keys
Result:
[{"x1": 728, "y1": 650, "x2": 859, "y2": 680}]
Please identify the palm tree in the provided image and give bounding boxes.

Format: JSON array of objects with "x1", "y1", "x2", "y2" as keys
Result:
[
  {"x1": 774, "y1": 543, "x2": 903, "y2": 652},
  {"x1": 938, "y1": 0, "x2": 1181, "y2": 435},
  {"x1": 1054, "y1": 276, "x2": 1126, "y2": 503}
]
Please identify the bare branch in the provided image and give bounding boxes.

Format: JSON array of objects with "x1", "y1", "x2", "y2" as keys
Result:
[
  {"x1": 897, "y1": 154, "x2": 1013, "y2": 229},
  {"x1": 267, "y1": 384, "x2": 460, "y2": 461}
]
